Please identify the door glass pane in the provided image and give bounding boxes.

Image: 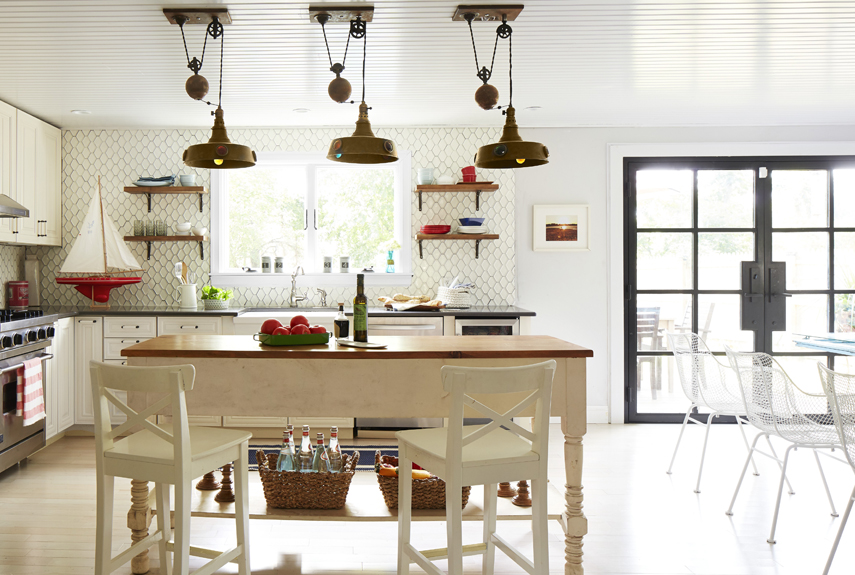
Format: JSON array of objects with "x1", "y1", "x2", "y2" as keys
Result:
[
  {"x1": 772, "y1": 294, "x2": 828, "y2": 352},
  {"x1": 697, "y1": 170, "x2": 754, "y2": 228},
  {"x1": 697, "y1": 295, "x2": 754, "y2": 352},
  {"x1": 772, "y1": 232, "x2": 829, "y2": 290},
  {"x1": 637, "y1": 233, "x2": 693, "y2": 289},
  {"x1": 224, "y1": 166, "x2": 306, "y2": 271},
  {"x1": 833, "y1": 169, "x2": 855, "y2": 227},
  {"x1": 698, "y1": 232, "x2": 754, "y2": 290},
  {"x1": 771, "y1": 170, "x2": 828, "y2": 228},
  {"x1": 636, "y1": 170, "x2": 693, "y2": 228},
  {"x1": 772, "y1": 356, "x2": 827, "y2": 395},
  {"x1": 636, "y1": 355, "x2": 683, "y2": 413},
  {"x1": 835, "y1": 232, "x2": 855, "y2": 290},
  {"x1": 834, "y1": 355, "x2": 855, "y2": 374},
  {"x1": 637, "y1": 294, "x2": 693, "y2": 346},
  {"x1": 835, "y1": 293, "x2": 855, "y2": 332}
]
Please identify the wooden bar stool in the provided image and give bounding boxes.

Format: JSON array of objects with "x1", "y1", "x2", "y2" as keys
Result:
[
  {"x1": 396, "y1": 360, "x2": 556, "y2": 575},
  {"x1": 90, "y1": 361, "x2": 252, "y2": 575}
]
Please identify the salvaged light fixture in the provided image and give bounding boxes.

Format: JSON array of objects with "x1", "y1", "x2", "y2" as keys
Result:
[
  {"x1": 311, "y1": 6, "x2": 397, "y2": 164},
  {"x1": 165, "y1": 9, "x2": 256, "y2": 169},
  {"x1": 455, "y1": 5, "x2": 548, "y2": 169}
]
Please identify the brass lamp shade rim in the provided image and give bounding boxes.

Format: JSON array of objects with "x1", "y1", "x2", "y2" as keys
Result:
[
  {"x1": 474, "y1": 105, "x2": 549, "y2": 169},
  {"x1": 326, "y1": 102, "x2": 398, "y2": 164},
  {"x1": 182, "y1": 107, "x2": 256, "y2": 169}
]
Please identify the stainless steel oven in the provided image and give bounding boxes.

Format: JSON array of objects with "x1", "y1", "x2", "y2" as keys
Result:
[{"x1": 454, "y1": 317, "x2": 520, "y2": 336}]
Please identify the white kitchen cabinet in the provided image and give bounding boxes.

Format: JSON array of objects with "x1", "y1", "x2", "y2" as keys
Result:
[
  {"x1": 157, "y1": 316, "x2": 222, "y2": 336},
  {"x1": 15, "y1": 110, "x2": 61, "y2": 247},
  {"x1": 46, "y1": 317, "x2": 75, "y2": 439},
  {"x1": 103, "y1": 316, "x2": 157, "y2": 338},
  {"x1": 0, "y1": 101, "x2": 16, "y2": 243},
  {"x1": 74, "y1": 317, "x2": 102, "y2": 425}
]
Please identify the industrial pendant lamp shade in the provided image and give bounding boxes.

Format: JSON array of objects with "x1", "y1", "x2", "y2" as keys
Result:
[
  {"x1": 327, "y1": 102, "x2": 397, "y2": 164},
  {"x1": 474, "y1": 107, "x2": 548, "y2": 169},
  {"x1": 184, "y1": 107, "x2": 256, "y2": 169}
]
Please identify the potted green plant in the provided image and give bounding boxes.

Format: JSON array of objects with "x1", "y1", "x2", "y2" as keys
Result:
[{"x1": 201, "y1": 285, "x2": 233, "y2": 310}]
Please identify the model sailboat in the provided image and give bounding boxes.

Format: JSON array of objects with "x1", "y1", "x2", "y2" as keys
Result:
[{"x1": 56, "y1": 177, "x2": 143, "y2": 306}]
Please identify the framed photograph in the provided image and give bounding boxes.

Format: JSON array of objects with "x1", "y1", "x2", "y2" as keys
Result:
[{"x1": 532, "y1": 204, "x2": 590, "y2": 251}]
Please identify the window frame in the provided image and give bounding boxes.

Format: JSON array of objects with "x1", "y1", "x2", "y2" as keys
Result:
[{"x1": 210, "y1": 150, "x2": 413, "y2": 287}]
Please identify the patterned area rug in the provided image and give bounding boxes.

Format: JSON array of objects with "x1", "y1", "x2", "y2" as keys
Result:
[{"x1": 248, "y1": 444, "x2": 397, "y2": 472}]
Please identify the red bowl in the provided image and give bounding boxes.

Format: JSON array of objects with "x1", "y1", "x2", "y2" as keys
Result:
[{"x1": 421, "y1": 225, "x2": 451, "y2": 234}]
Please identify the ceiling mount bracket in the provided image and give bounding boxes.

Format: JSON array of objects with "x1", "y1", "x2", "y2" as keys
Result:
[
  {"x1": 164, "y1": 8, "x2": 232, "y2": 26},
  {"x1": 308, "y1": 5, "x2": 374, "y2": 23},
  {"x1": 452, "y1": 5, "x2": 523, "y2": 22}
]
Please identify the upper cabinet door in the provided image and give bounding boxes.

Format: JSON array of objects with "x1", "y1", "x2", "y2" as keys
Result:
[
  {"x1": 15, "y1": 110, "x2": 40, "y2": 243},
  {"x1": 0, "y1": 102, "x2": 15, "y2": 243},
  {"x1": 36, "y1": 122, "x2": 61, "y2": 246}
]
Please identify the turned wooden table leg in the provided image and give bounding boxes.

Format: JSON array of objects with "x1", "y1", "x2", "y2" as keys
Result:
[
  {"x1": 129, "y1": 479, "x2": 152, "y2": 574},
  {"x1": 497, "y1": 482, "x2": 516, "y2": 497},
  {"x1": 215, "y1": 463, "x2": 235, "y2": 503},
  {"x1": 512, "y1": 480, "x2": 532, "y2": 507},
  {"x1": 196, "y1": 471, "x2": 221, "y2": 490},
  {"x1": 561, "y1": 358, "x2": 587, "y2": 575}
]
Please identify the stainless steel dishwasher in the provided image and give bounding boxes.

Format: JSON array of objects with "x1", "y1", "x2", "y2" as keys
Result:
[{"x1": 355, "y1": 315, "x2": 444, "y2": 434}]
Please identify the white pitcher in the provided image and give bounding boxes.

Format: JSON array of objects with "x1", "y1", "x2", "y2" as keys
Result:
[{"x1": 177, "y1": 284, "x2": 197, "y2": 309}]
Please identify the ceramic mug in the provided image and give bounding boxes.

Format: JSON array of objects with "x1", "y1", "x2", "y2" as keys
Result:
[
  {"x1": 461, "y1": 165, "x2": 476, "y2": 183},
  {"x1": 179, "y1": 174, "x2": 196, "y2": 186},
  {"x1": 177, "y1": 284, "x2": 197, "y2": 309}
]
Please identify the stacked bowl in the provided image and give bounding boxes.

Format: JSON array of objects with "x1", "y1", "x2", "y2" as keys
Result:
[{"x1": 457, "y1": 217, "x2": 486, "y2": 234}]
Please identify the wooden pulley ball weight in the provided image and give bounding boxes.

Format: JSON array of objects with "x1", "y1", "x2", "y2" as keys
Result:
[
  {"x1": 328, "y1": 63, "x2": 352, "y2": 103},
  {"x1": 186, "y1": 73, "x2": 209, "y2": 101},
  {"x1": 475, "y1": 83, "x2": 499, "y2": 110}
]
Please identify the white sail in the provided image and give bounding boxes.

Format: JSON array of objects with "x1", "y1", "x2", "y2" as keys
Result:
[{"x1": 60, "y1": 188, "x2": 141, "y2": 273}]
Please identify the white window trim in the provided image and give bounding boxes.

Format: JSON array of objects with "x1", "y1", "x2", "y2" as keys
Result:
[{"x1": 210, "y1": 150, "x2": 412, "y2": 288}]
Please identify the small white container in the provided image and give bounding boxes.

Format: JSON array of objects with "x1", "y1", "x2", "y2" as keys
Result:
[
  {"x1": 437, "y1": 286, "x2": 471, "y2": 309},
  {"x1": 261, "y1": 256, "x2": 272, "y2": 273},
  {"x1": 274, "y1": 256, "x2": 285, "y2": 273},
  {"x1": 179, "y1": 174, "x2": 197, "y2": 186},
  {"x1": 323, "y1": 256, "x2": 333, "y2": 273},
  {"x1": 339, "y1": 256, "x2": 350, "y2": 273},
  {"x1": 177, "y1": 284, "x2": 197, "y2": 309}
]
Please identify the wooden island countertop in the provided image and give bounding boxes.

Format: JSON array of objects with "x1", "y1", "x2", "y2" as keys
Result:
[{"x1": 121, "y1": 334, "x2": 594, "y2": 360}]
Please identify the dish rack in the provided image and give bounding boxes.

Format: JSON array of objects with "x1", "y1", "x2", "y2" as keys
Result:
[{"x1": 437, "y1": 286, "x2": 471, "y2": 309}]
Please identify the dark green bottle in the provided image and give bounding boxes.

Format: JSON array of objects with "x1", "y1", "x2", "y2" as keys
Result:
[{"x1": 353, "y1": 274, "x2": 368, "y2": 342}]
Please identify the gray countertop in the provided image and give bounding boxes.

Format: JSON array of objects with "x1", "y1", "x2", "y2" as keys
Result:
[{"x1": 38, "y1": 304, "x2": 533, "y2": 319}]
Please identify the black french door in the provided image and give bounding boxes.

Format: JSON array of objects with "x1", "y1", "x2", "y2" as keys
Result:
[{"x1": 625, "y1": 157, "x2": 855, "y2": 423}]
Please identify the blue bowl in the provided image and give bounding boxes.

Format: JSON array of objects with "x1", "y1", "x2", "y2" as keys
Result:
[{"x1": 459, "y1": 217, "x2": 485, "y2": 226}]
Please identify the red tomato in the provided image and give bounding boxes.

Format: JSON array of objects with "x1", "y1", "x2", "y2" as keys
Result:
[
  {"x1": 272, "y1": 326, "x2": 291, "y2": 336},
  {"x1": 289, "y1": 315, "x2": 310, "y2": 328},
  {"x1": 290, "y1": 324, "x2": 310, "y2": 335},
  {"x1": 309, "y1": 325, "x2": 327, "y2": 334},
  {"x1": 260, "y1": 319, "x2": 283, "y2": 334}
]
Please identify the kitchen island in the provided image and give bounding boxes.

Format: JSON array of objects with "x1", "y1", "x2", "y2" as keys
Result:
[{"x1": 123, "y1": 334, "x2": 592, "y2": 574}]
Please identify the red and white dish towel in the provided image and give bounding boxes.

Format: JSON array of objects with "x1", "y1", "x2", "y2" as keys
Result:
[{"x1": 16, "y1": 358, "x2": 45, "y2": 426}]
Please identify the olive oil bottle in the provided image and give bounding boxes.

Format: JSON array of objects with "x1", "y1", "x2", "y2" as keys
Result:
[{"x1": 353, "y1": 274, "x2": 368, "y2": 342}]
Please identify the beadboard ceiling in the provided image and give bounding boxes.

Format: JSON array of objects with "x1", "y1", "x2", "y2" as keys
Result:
[{"x1": 2, "y1": 0, "x2": 855, "y2": 129}]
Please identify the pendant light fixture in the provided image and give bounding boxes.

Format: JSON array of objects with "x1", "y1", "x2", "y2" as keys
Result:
[
  {"x1": 455, "y1": 5, "x2": 548, "y2": 169},
  {"x1": 166, "y1": 9, "x2": 256, "y2": 169},
  {"x1": 312, "y1": 7, "x2": 397, "y2": 164}
]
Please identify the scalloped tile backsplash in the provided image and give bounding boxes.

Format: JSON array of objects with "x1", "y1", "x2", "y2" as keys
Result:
[{"x1": 24, "y1": 127, "x2": 516, "y2": 308}]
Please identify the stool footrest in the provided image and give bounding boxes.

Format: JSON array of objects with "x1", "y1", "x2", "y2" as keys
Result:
[
  {"x1": 492, "y1": 533, "x2": 535, "y2": 574},
  {"x1": 109, "y1": 529, "x2": 164, "y2": 571},
  {"x1": 421, "y1": 542, "x2": 488, "y2": 560}
]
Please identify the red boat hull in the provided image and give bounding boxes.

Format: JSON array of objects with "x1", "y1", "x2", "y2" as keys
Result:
[{"x1": 56, "y1": 277, "x2": 142, "y2": 303}]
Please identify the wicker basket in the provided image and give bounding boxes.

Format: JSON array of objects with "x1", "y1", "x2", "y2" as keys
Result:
[
  {"x1": 203, "y1": 299, "x2": 230, "y2": 310},
  {"x1": 256, "y1": 449, "x2": 359, "y2": 509},
  {"x1": 375, "y1": 451, "x2": 470, "y2": 510},
  {"x1": 437, "y1": 286, "x2": 471, "y2": 309}
]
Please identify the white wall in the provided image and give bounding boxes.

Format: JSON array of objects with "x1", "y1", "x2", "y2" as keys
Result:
[{"x1": 514, "y1": 125, "x2": 855, "y2": 423}]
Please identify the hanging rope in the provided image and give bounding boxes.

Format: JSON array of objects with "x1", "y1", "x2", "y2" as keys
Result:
[
  {"x1": 466, "y1": 15, "x2": 500, "y2": 84},
  {"x1": 361, "y1": 24, "x2": 367, "y2": 102},
  {"x1": 179, "y1": 17, "x2": 207, "y2": 74},
  {"x1": 321, "y1": 18, "x2": 353, "y2": 70}
]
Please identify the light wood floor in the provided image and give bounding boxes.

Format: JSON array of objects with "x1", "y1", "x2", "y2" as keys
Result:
[{"x1": 2, "y1": 423, "x2": 854, "y2": 574}]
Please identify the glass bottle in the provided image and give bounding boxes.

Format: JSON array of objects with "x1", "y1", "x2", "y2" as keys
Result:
[
  {"x1": 334, "y1": 304, "x2": 349, "y2": 339},
  {"x1": 386, "y1": 250, "x2": 395, "y2": 273},
  {"x1": 299, "y1": 425, "x2": 314, "y2": 472},
  {"x1": 311, "y1": 432, "x2": 330, "y2": 473},
  {"x1": 353, "y1": 274, "x2": 368, "y2": 342},
  {"x1": 327, "y1": 426, "x2": 343, "y2": 473},
  {"x1": 276, "y1": 430, "x2": 297, "y2": 472}
]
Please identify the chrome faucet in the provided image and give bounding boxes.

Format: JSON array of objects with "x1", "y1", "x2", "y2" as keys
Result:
[
  {"x1": 289, "y1": 266, "x2": 307, "y2": 307},
  {"x1": 314, "y1": 288, "x2": 328, "y2": 307}
]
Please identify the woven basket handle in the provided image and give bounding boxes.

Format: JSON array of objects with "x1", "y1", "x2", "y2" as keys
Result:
[
  {"x1": 346, "y1": 449, "x2": 360, "y2": 473},
  {"x1": 255, "y1": 449, "x2": 270, "y2": 470}
]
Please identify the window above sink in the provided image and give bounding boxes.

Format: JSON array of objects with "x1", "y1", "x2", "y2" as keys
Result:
[{"x1": 210, "y1": 151, "x2": 412, "y2": 288}]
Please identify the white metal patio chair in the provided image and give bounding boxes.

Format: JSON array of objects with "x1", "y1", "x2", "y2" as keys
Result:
[
  {"x1": 665, "y1": 332, "x2": 761, "y2": 493},
  {"x1": 724, "y1": 348, "x2": 842, "y2": 544},
  {"x1": 818, "y1": 363, "x2": 855, "y2": 575},
  {"x1": 395, "y1": 360, "x2": 556, "y2": 575},
  {"x1": 91, "y1": 361, "x2": 252, "y2": 575}
]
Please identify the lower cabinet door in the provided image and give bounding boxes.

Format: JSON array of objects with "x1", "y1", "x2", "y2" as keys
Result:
[
  {"x1": 56, "y1": 318, "x2": 75, "y2": 433},
  {"x1": 74, "y1": 318, "x2": 102, "y2": 425}
]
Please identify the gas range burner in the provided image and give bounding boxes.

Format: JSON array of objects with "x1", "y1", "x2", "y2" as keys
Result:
[{"x1": 0, "y1": 309, "x2": 44, "y2": 322}]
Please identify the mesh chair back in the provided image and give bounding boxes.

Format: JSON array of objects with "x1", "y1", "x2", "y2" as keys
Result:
[
  {"x1": 667, "y1": 332, "x2": 744, "y2": 412},
  {"x1": 725, "y1": 348, "x2": 836, "y2": 445},
  {"x1": 818, "y1": 363, "x2": 855, "y2": 471}
]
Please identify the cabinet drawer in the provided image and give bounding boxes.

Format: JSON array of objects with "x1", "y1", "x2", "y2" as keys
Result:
[
  {"x1": 104, "y1": 337, "x2": 150, "y2": 360},
  {"x1": 103, "y1": 316, "x2": 157, "y2": 338},
  {"x1": 157, "y1": 316, "x2": 222, "y2": 336}
]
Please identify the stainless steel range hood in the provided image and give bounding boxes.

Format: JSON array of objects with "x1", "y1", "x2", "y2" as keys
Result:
[{"x1": 0, "y1": 194, "x2": 29, "y2": 218}]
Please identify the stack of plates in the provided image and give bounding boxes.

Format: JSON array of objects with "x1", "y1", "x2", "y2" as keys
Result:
[
  {"x1": 457, "y1": 226, "x2": 487, "y2": 234},
  {"x1": 133, "y1": 175, "x2": 176, "y2": 187},
  {"x1": 421, "y1": 225, "x2": 451, "y2": 234}
]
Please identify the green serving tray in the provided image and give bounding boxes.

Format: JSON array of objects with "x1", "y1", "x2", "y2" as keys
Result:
[{"x1": 254, "y1": 332, "x2": 331, "y2": 346}]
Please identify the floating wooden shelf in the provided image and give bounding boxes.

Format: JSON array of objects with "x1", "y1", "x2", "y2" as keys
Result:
[
  {"x1": 124, "y1": 235, "x2": 207, "y2": 260},
  {"x1": 414, "y1": 233, "x2": 499, "y2": 259},
  {"x1": 414, "y1": 183, "x2": 498, "y2": 212},
  {"x1": 123, "y1": 186, "x2": 208, "y2": 213}
]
